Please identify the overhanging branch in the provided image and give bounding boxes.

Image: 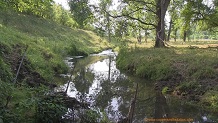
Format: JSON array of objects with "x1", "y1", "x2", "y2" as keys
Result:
[
  {"x1": 108, "y1": 12, "x2": 157, "y2": 28},
  {"x1": 91, "y1": 3, "x2": 157, "y2": 28}
]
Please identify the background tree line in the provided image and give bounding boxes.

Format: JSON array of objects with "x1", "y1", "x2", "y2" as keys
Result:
[
  {"x1": 0, "y1": 0, "x2": 78, "y2": 28},
  {"x1": 89, "y1": 0, "x2": 218, "y2": 47},
  {"x1": 1, "y1": 0, "x2": 217, "y2": 47}
]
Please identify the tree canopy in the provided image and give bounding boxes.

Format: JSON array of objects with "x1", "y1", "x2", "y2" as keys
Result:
[{"x1": 68, "y1": 0, "x2": 93, "y2": 28}]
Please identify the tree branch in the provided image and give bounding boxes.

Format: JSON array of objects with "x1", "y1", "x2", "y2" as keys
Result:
[
  {"x1": 128, "y1": 22, "x2": 155, "y2": 30},
  {"x1": 107, "y1": 12, "x2": 156, "y2": 28},
  {"x1": 124, "y1": 0, "x2": 156, "y2": 6},
  {"x1": 91, "y1": 3, "x2": 157, "y2": 28}
]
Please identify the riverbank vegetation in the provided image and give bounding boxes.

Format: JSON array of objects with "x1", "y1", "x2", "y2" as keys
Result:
[
  {"x1": 0, "y1": 6, "x2": 111, "y2": 123},
  {"x1": 117, "y1": 45, "x2": 218, "y2": 112},
  {"x1": 1, "y1": 0, "x2": 218, "y2": 122}
]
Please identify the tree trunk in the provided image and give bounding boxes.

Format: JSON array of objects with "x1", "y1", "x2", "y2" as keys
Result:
[
  {"x1": 108, "y1": 56, "x2": 111, "y2": 81},
  {"x1": 174, "y1": 28, "x2": 177, "y2": 42},
  {"x1": 107, "y1": 13, "x2": 111, "y2": 42},
  {"x1": 167, "y1": 19, "x2": 172, "y2": 41},
  {"x1": 144, "y1": 29, "x2": 148, "y2": 43},
  {"x1": 183, "y1": 31, "x2": 187, "y2": 42},
  {"x1": 137, "y1": 29, "x2": 142, "y2": 44},
  {"x1": 155, "y1": 0, "x2": 171, "y2": 48}
]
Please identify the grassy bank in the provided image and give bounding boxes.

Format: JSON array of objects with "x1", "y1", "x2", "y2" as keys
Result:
[
  {"x1": 0, "y1": 10, "x2": 111, "y2": 81},
  {"x1": 0, "y1": 11, "x2": 111, "y2": 122},
  {"x1": 117, "y1": 46, "x2": 218, "y2": 111}
]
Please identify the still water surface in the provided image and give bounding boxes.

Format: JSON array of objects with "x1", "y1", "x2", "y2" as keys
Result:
[{"x1": 57, "y1": 49, "x2": 217, "y2": 123}]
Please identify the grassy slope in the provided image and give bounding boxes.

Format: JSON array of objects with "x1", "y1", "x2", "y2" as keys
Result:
[
  {"x1": 0, "y1": 11, "x2": 111, "y2": 81},
  {"x1": 0, "y1": 11, "x2": 112, "y2": 122},
  {"x1": 117, "y1": 42, "x2": 218, "y2": 112}
]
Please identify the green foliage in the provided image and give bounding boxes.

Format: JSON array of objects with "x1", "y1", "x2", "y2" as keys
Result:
[
  {"x1": 192, "y1": 67, "x2": 217, "y2": 80},
  {"x1": 50, "y1": 4, "x2": 78, "y2": 28},
  {"x1": 201, "y1": 90, "x2": 218, "y2": 111},
  {"x1": 0, "y1": 43, "x2": 13, "y2": 82},
  {"x1": 0, "y1": 3, "x2": 112, "y2": 123},
  {"x1": 0, "y1": 0, "x2": 53, "y2": 17},
  {"x1": 176, "y1": 81, "x2": 200, "y2": 92},
  {"x1": 0, "y1": 82, "x2": 70, "y2": 123},
  {"x1": 36, "y1": 95, "x2": 67, "y2": 123},
  {"x1": 0, "y1": 81, "x2": 12, "y2": 107},
  {"x1": 81, "y1": 110, "x2": 101, "y2": 123},
  {"x1": 0, "y1": 59, "x2": 13, "y2": 82},
  {"x1": 0, "y1": 0, "x2": 78, "y2": 28},
  {"x1": 68, "y1": 44, "x2": 88, "y2": 56},
  {"x1": 162, "y1": 87, "x2": 172, "y2": 94},
  {"x1": 0, "y1": 82, "x2": 34, "y2": 123},
  {"x1": 100, "y1": 111, "x2": 111, "y2": 123},
  {"x1": 69, "y1": 0, "x2": 93, "y2": 28}
]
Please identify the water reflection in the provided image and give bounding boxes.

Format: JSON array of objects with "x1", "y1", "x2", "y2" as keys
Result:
[{"x1": 57, "y1": 49, "x2": 217, "y2": 123}]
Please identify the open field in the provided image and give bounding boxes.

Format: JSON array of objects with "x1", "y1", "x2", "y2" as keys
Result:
[{"x1": 119, "y1": 37, "x2": 218, "y2": 48}]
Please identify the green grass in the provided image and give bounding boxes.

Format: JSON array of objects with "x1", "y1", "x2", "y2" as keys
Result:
[
  {"x1": 110, "y1": 35, "x2": 218, "y2": 50},
  {"x1": 0, "y1": 10, "x2": 112, "y2": 122},
  {"x1": 117, "y1": 46, "x2": 218, "y2": 112},
  {"x1": 0, "y1": 10, "x2": 111, "y2": 81},
  {"x1": 117, "y1": 47, "x2": 218, "y2": 81}
]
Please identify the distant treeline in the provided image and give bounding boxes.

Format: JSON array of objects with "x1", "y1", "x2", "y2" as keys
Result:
[{"x1": 0, "y1": 0, "x2": 78, "y2": 28}]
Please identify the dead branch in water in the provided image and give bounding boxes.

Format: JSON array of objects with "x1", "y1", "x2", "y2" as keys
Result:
[{"x1": 118, "y1": 83, "x2": 138, "y2": 123}]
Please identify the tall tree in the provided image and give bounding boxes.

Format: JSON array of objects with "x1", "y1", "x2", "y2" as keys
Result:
[
  {"x1": 178, "y1": 0, "x2": 218, "y2": 41},
  {"x1": 106, "y1": 0, "x2": 171, "y2": 47},
  {"x1": 195, "y1": 0, "x2": 218, "y2": 30},
  {"x1": 167, "y1": 0, "x2": 184, "y2": 42},
  {"x1": 167, "y1": 0, "x2": 181, "y2": 41},
  {"x1": 68, "y1": 0, "x2": 93, "y2": 28},
  {"x1": 155, "y1": 0, "x2": 171, "y2": 47},
  {"x1": 95, "y1": 0, "x2": 113, "y2": 41}
]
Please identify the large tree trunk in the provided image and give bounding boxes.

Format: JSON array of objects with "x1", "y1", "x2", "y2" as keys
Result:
[
  {"x1": 167, "y1": 19, "x2": 172, "y2": 41},
  {"x1": 155, "y1": 0, "x2": 171, "y2": 48}
]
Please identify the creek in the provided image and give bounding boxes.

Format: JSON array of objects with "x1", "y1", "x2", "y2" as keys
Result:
[{"x1": 56, "y1": 49, "x2": 216, "y2": 123}]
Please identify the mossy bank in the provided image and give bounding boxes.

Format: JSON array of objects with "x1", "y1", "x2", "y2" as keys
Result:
[{"x1": 117, "y1": 46, "x2": 218, "y2": 112}]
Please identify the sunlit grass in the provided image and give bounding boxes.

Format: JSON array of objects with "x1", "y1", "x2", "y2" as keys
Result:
[
  {"x1": 112, "y1": 36, "x2": 218, "y2": 50},
  {"x1": 117, "y1": 47, "x2": 218, "y2": 81},
  {"x1": 0, "y1": 11, "x2": 111, "y2": 82}
]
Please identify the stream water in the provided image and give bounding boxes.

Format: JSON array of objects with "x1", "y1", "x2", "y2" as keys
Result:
[{"x1": 56, "y1": 49, "x2": 217, "y2": 123}]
